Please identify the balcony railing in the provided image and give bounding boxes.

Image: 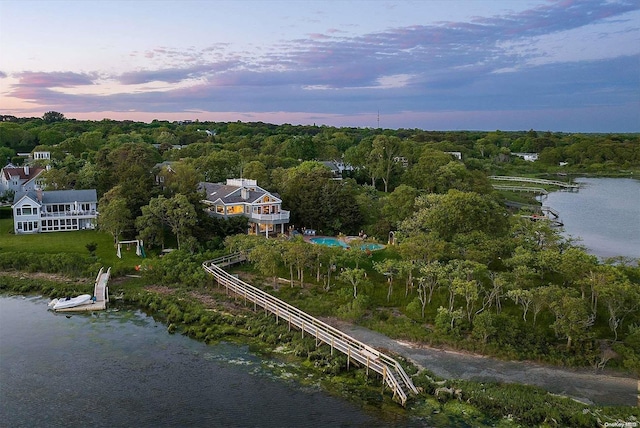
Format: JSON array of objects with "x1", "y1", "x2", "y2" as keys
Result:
[
  {"x1": 41, "y1": 210, "x2": 97, "y2": 218},
  {"x1": 248, "y1": 210, "x2": 290, "y2": 222}
]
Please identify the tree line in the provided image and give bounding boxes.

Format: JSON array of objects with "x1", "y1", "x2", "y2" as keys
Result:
[{"x1": 1, "y1": 112, "x2": 639, "y2": 372}]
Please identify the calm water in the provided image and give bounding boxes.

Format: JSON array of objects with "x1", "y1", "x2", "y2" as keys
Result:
[
  {"x1": 0, "y1": 296, "x2": 412, "y2": 428},
  {"x1": 544, "y1": 177, "x2": 640, "y2": 259}
]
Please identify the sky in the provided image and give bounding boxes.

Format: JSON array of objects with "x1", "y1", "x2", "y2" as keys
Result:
[{"x1": 0, "y1": 0, "x2": 638, "y2": 132}]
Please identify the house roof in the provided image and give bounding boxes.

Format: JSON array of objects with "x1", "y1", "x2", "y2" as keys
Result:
[
  {"x1": 2, "y1": 166, "x2": 45, "y2": 181},
  {"x1": 13, "y1": 189, "x2": 97, "y2": 205},
  {"x1": 199, "y1": 181, "x2": 279, "y2": 205},
  {"x1": 320, "y1": 161, "x2": 341, "y2": 171}
]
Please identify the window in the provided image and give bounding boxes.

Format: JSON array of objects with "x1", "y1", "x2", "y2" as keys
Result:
[
  {"x1": 16, "y1": 208, "x2": 21, "y2": 216},
  {"x1": 22, "y1": 206, "x2": 32, "y2": 215},
  {"x1": 227, "y1": 205, "x2": 243, "y2": 215},
  {"x1": 17, "y1": 222, "x2": 22, "y2": 230}
]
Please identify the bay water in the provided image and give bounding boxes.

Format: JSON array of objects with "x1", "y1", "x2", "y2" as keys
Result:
[
  {"x1": 544, "y1": 177, "x2": 640, "y2": 260},
  {"x1": 0, "y1": 295, "x2": 412, "y2": 428}
]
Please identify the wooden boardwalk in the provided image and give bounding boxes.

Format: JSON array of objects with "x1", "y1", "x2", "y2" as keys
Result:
[
  {"x1": 55, "y1": 267, "x2": 110, "y2": 312},
  {"x1": 492, "y1": 184, "x2": 549, "y2": 196},
  {"x1": 203, "y1": 254, "x2": 419, "y2": 406},
  {"x1": 490, "y1": 176, "x2": 579, "y2": 191}
]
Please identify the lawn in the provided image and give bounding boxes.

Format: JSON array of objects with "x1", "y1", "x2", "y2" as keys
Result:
[{"x1": 0, "y1": 215, "x2": 145, "y2": 275}]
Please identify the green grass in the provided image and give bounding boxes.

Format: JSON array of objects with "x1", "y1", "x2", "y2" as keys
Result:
[{"x1": 0, "y1": 216, "x2": 145, "y2": 276}]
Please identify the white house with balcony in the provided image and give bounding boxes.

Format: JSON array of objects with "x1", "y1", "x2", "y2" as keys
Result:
[
  {"x1": 12, "y1": 188, "x2": 98, "y2": 234},
  {"x1": 199, "y1": 178, "x2": 289, "y2": 238}
]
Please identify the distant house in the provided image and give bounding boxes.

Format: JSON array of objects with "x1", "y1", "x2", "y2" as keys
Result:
[
  {"x1": 152, "y1": 161, "x2": 176, "y2": 188},
  {"x1": 320, "y1": 161, "x2": 344, "y2": 179},
  {"x1": 513, "y1": 153, "x2": 539, "y2": 162},
  {"x1": 12, "y1": 188, "x2": 98, "y2": 234},
  {"x1": 199, "y1": 178, "x2": 289, "y2": 238},
  {"x1": 0, "y1": 164, "x2": 46, "y2": 196},
  {"x1": 446, "y1": 151, "x2": 463, "y2": 160},
  {"x1": 32, "y1": 151, "x2": 51, "y2": 161}
]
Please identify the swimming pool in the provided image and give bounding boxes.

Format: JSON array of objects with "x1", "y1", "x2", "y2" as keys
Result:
[
  {"x1": 309, "y1": 237, "x2": 385, "y2": 251},
  {"x1": 309, "y1": 237, "x2": 348, "y2": 248}
]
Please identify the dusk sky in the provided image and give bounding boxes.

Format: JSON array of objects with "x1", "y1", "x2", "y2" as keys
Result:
[{"x1": 1, "y1": 0, "x2": 638, "y2": 132}]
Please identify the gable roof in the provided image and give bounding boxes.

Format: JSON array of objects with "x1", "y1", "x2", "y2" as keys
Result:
[
  {"x1": 12, "y1": 191, "x2": 40, "y2": 207},
  {"x1": 199, "y1": 181, "x2": 280, "y2": 205},
  {"x1": 2, "y1": 166, "x2": 45, "y2": 181},
  {"x1": 12, "y1": 189, "x2": 97, "y2": 205}
]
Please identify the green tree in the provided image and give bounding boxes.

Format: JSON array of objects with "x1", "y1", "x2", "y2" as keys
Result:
[
  {"x1": 338, "y1": 267, "x2": 368, "y2": 299},
  {"x1": 558, "y1": 247, "x2": 598, "y2": 295},
  {"x1": 42, "y1": 111, "x2": 65, "y2": 123},
  {"x1": 507, "y1": 288, "x2": 534, "y2": 322},
  {"x1": 380, "y1": 184, "x2": 418, "y2": 229},
  {"x1": 248, "y1": 239, "x2": 282, "y2": 287},
  {"x1": 416, "y1": 261, "x2": 445, "y2": 318},
  {"x1": 548, "y1": 291, "x2": 593, "y2": 350},
  {"x1": 373, "y1": 259, "x2": 400, "y2": 302},
  {"x1": 98, "y1": 196, "x2": 132, "y2": 244},
  {"x1": 241, "y1": 161, "x2": 269, "y2": 187},
  {"x1": 282, "y1": 238, "x2": 313, "y2": 287},
  {"x1": 368, "y1": 135, "x2": 402, "y2": 192},
  {"x1": 162, "y1": 194, "x2": 197, "y2": 250},
  {"x1": 136, "y1": 197, "x2": 167, "y2": 249},
  {"x1": 472, "y1": 311, "x2": 497, "y2": 344},
  {"x1": 597, "y1": 278, "x2": 640, "y2": 340},
  {"x1": 400, "y1": 190, "x2": 509, "y2": 241},
  {"x1": 76, "y1": 162, "x2": 99, "y2": 189}
]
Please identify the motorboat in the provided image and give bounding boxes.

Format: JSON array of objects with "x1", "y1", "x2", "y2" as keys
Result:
[{"x1": 52, "y1": 294, "x2": 92, "y2": 310}]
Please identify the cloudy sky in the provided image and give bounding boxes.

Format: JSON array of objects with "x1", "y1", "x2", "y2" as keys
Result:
[{"x1": 0, "y1": 0, "x2": 638, "y2": 131}]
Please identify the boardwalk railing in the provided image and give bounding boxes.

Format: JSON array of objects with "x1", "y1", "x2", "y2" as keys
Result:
[
  {"x1": 493, "y1": 185, "x2": 549, "y2": 195},
  {"x1": 203, "y1": 253, "x2": 419, "y2": 406},
  {"x1": 490, "y1": 176, "x2": 579, "y2": 190}
]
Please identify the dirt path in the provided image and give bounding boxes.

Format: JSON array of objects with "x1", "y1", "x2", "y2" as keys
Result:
[{"x1": 324, "y1": 319, "x2": 639, "y2": 407}]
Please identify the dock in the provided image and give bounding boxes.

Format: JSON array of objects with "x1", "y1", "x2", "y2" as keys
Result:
[
  {"x1": 54, "y1": 267, "x2": 110, "y2": 312},
  {"x1": 490, "y1": 175, "x2": 579, "y2": 191}
]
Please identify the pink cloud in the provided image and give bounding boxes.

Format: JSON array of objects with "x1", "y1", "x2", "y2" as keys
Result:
[{"x1": 15, "y1": 71, "x2": 95, "y2": 88}]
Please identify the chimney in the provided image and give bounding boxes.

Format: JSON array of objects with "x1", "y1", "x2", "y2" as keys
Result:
[
  {"x1": 241, "y1": 187, "x2": 249, "y2": 200},
  {"x1": 23, "y1": 165, "x2": 30, "y2": 176},
  {"x1": 36, "y1": 188, "x2": 43, "y2": 202}
]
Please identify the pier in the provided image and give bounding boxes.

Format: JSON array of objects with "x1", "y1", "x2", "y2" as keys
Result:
[
  {"x1": 54, "y1": 267, "x2": 110, "y2": 312},
  {"x1": 203, "y1": 254, "x2": 419, "y2": 406},
  {"x1": 504, "y1": 201, "x2": 564, "y2": 227},
  {"x1": 493, "y1": 184, "x2": 548, "y2": 196},
  {"x1": 490, "y1": 176, "x2": 579, "y2": 191}
]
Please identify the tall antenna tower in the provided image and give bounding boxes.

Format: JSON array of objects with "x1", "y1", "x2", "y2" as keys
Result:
[{"x1": 377, "y1": 109, "x2": 380, "y2": 129}]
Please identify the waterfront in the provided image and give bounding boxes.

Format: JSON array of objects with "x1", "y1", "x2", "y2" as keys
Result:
[
  {"x1": 545, "y1": 177, "x2": 640, "y2": 260},
  {"x1": 0, "y1": 295, "x2": 409, "y2": 428}
]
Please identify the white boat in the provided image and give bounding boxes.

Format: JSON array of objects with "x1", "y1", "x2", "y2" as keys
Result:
[{"x1": 52, "y1": 294, "x2": 92, "y2": 310}]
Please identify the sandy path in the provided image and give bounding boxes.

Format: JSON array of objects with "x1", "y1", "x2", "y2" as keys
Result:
[{"x1": 325, "y1": 319, "x2": 639, "y2": 407}]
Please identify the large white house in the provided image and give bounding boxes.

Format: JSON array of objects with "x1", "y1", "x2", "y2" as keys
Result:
[
  {"x1": 1, "y1": 164, "x2": 45, "y2": 196},
  {"x1": 199, "y1": 178, "x2": 289, "y2": 238},
  {"x1": 12, "y1": 188, "x2": 98, "y2": 234}
]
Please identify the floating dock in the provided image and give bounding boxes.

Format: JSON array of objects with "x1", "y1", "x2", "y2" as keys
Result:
[{"x1": 54, "y1": 267, "x2": 110, "y2": 312}]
